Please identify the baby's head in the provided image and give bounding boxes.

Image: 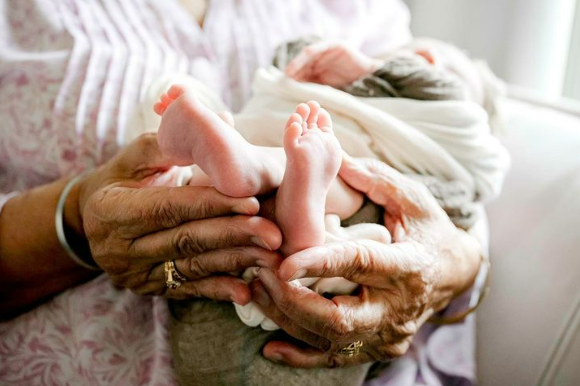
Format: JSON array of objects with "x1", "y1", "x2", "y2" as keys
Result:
[
  {"x1": 383, "y1": 38, "x2": 506, "y2": 131},
  {"x1": 387, "y1": 38, "x2": 485, "y2": 104}
]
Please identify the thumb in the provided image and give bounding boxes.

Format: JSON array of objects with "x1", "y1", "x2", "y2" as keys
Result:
[
  {"x1": 339, "y1": 153, "x2": 432, "y2": 220},
  {"x1": 338, "y1": 153, "x2": 378, "y2": 195},
  {"x1": 112, "y1": 133, "x2": 177, "y2": 180}
]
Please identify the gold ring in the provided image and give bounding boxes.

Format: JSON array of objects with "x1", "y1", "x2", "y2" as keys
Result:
[
  {"x1": 164, "y1": 260, "x2": 186, "y2": 290},
  {"x1": 337, "y1": 341, "x2": 363, "y2": 357}
]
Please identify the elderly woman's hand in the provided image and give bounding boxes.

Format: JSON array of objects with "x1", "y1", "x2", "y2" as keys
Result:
[
  {"x1": 250, "y1": 154, "x2": 482, "y2": 368},
  {"x1": 76, "y1": 134, "x2": 283, "y2": 305}
]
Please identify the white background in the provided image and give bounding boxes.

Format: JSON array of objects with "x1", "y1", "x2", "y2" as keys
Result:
[{"x1": 404, "y1": 0, "x2": 579, "y2": 99}]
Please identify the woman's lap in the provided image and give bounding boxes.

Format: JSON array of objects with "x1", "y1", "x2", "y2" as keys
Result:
[{"x1": 168, "y1": 298, "x2": 370, "y2": 386}]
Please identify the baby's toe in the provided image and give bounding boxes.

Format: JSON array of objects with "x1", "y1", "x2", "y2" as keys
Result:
[
  {"x1": 285, "y1": 112, "x2": 303, "y2": 131},
  {"x1": 306, "y1": 101, "x2": 320, "y2": 127},
  {"x1": 318, "y1": 108, "x2": 333, "y2": 132},
  {"x1": 167, "y1": 84, "x2": 186, "y2": 99},
  {"x1": 161, "y1": 93, "x2": 171, "y2": 105},
  {"x1": 295, "y1": 103, "x2": 310, "y2": 121},
  {"x1": 153, "y1": 102, "x2": 167, "y2": 116},
  {"x1": 284, "y1": 122, "x2": 303, "y2": 148}
]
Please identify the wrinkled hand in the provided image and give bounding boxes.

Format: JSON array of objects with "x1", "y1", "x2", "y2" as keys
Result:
[
  {"x1": 251, "y1": 154, "x2": 482, "y2": 367},
  {"x1": 77, "y1": 134, "x2": 282, "y2": 304},
  {"x1": 285, "y1": 41, "x2": 383, "y2": 89}
]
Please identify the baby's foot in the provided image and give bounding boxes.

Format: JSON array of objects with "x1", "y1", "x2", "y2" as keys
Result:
[
  {"x1": 276, "y1": 101, "x2": 342, "y2": 255},
  {"x1": 155, "y1": 85, "x2": 284, "y2": 197}
]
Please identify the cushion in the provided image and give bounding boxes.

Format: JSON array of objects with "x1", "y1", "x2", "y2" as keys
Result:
[{"x1": 479, "y1": 98, "x2": 580, "y2": 386}]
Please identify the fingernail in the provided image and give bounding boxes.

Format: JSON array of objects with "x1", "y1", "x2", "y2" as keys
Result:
[
  {"x1": 251, "y1": 237, "x2": 273, "y2": 251},
  {"x1": 288, "y1": 269, "x2": 307, "y2": 282},
  {"x1": 233, "y1": 198, "x2": 259, "y2": 215},
  {"x1": 232, "y1": 205, "x2": 248, "y2": 214},
  {"x1": 232, "y1": 290, "x2": 250, "y2": 306},
  {"x1": 268, "y1": 352, "x2": 284, "y2": 363}
]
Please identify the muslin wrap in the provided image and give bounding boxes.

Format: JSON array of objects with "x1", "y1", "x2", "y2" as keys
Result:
[{"x1": 238, "y1": 67, "x2": 510, "y2": 202}]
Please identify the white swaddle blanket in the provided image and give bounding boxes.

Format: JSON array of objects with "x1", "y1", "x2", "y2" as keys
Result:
[
  {"x1": 129, "y1": 66, "x2": 509, "y2": 331},
  {"x1": 238, "y1": 67, "x2": 510, "y2": 202}
]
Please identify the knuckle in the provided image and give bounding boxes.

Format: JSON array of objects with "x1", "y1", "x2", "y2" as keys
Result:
[
  {"x1": 348, "y1": 244, "x2": 373, "y2": 278},
  {"x1": 377, "y1": 327, "x2": 413, "y2": 359},
  {"x1": 152, "y1": 197, "x2": 180, "y2": 228},
  {"x1": 320, "y1": 256, "x2": 335, "y2": 276},
  {"x1": 324, "y1": 311, "x2": 355, "y2": 339},
  {"x1": 388, "y1": 286, "x2": 428, "y2": 323},
  {"x1": 220, "y1": 225, "x2": 242, "y2": 246},
  {"x1": 133, "y1": 133, "x2": 157, "y2": 154},
  {"x1": 194, "y1": 195, "x2": 217, "y2": 218},
  {"x1": 382, "y1": 346, "x2": 402, "y2": 359},
  {"x1": 387, "y1": 339, "x2": 412, "y2": 358},
  {"x1": 228, "y1": 249, "x2": 247, "y2": 268},
  {"x1": 321, "y1": 243, "x2": 357, "y2": 276},
  {"x1": 97, "y1": 249, "x2": 131, "y2": 275},
  {"x1": 174, "y1": 230, "x2": 205, "y2": 256},
  {"x1": 397, "y1": 320, "x2": 419, "y2": 338},
  {"x1": 187, "y1": 257, "x2": 209, "y2": 278},
  {"x1": 183, "y1": 284, "x2": 202, "y2": 298},
  {"x1": 402, "y1": 181, "x2": 440, "y2": 217},
  {"x1": 325, "y1": 354, "x2": 347, "y2": 368},
  {"x1": 84, "y1": 190, "x2": 122, "y2": 238}
]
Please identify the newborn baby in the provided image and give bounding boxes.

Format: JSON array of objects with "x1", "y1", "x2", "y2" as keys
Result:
[{"x1": 156, "y1": 37, "x2": 499, "y2": 386}]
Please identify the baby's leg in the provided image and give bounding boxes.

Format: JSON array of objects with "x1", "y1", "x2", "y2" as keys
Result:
[
  {"x1": 155, "y1": 85, "x2": 285, "y2": 197},
  {"x1": 276, "y1": 101, "x2": 344, "y2": 256}
]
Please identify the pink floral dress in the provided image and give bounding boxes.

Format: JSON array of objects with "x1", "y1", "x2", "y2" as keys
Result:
[{"x1": 0, "y1": 1, "x2": 478, "y2": 385}]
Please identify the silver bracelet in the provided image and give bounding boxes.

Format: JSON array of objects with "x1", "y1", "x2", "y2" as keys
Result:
[{"x1": 55, "y1": 173, "x2": 101, "y2": 271}]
